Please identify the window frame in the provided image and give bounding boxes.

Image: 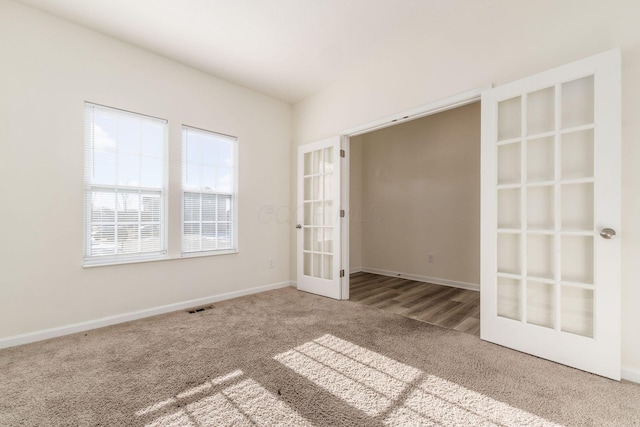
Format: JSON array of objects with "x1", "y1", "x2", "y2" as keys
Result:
[
  {"x1": 180, "y1": 124, "x2": 239, "y2": 257},
  {"x1": 83, "y1": 102, "x2": 169, "y2": 267}
]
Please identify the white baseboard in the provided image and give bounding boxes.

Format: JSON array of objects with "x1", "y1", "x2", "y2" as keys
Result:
[
  {"x1": 350, "y1": 266, "x2": 363, "y2": 274},
  {"x1": 0, "y1": 281, "x2": 294, "y2": 350},
  {"x1": 9, "y1": 276, "x2": 634, "y2": 384},
  {"x1": 361, "y1": 267, "x2": 479, "y2": 292},
  {"x1": 622, "y1": 366, "x2": 640, "y2": 384}
]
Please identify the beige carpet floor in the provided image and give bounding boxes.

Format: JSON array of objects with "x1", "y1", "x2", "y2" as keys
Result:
[{"x1": 0, "y1": 287, "x2": 638, "y2": 426}]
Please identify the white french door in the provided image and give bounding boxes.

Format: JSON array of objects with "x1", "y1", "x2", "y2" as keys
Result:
[
  {"x1": 297, "y1": 136, "x2": 344, "y2": 299},
  {"x1": 481, "y1": 49, "x2": 621, "y2": 379}
]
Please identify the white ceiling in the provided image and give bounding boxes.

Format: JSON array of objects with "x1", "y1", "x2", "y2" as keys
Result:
[{"x1": 16, "y1": 0, "x2": 500, "y2": 103}]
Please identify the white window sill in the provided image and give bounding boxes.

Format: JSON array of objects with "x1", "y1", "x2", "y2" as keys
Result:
[
  {"x1": 180, "y1": 249, "x2": 239, "y2": 259},
  {"x1": 82, "y1": 250, "x2": 238, "y2": 268}
]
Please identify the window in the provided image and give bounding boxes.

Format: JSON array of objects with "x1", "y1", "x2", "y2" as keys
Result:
[
  {"x1": 84, "y1": 103, "x2": 167, "y2": 264},
  {"x1": 182, "y1": 126, "x2": 237, "y2": 254}
]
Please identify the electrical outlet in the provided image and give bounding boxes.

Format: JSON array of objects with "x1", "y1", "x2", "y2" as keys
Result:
[
  {"x1": 427, "y1": 253, "x2": 434, "y2": 263},
  {"x1": 268, "y1": 258, "x2": 275, "y2": 268}
]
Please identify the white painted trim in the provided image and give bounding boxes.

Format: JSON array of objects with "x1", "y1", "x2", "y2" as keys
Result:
[
  {"x1": 340, "y1": 135, "x2": 350, "y2": 300},
  {"x1": 350, "y1": 266, "x2": 363, "y2": 274},
  {"x1": 342, "y1": 86, "x2": 490, "y2": 137},
  {"x1": 622, "y1": 366, "x2": 640, "y2": 384},
  {"x1": 361, "y1": 267, "x2": 479, "y2": 292},
  {"x1": 0, "y1": 281, "x2": 293, "y2": 350}
]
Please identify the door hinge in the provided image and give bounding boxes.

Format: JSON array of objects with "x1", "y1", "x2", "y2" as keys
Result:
[
  {"x1": 340, "y1": 269, "x2": 345, "y2": 278},
  {"x1": 340, "y1": 209, "x2": 345, "y2": 218},
  {"x1": 340, "y1": 149, "x2": 345, "y2": 158}
]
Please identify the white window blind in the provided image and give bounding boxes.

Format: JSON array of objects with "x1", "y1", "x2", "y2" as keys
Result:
[
  {"x1": 84, "y1": 103, "x2": 167, "y2": 264},
  {"x1": 182, "y1": 126, "x2": 237, "y2": 254}
]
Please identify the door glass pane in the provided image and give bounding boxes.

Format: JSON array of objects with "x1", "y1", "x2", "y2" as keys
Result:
[
  {"x1": 562, "y1": 76, "x2": 594, "y2": 129},
  {"x1": 324, "y1": 147, "x2": 334, "y2": 173},
  {"x1": 312, "y1": 176, "x2": 321, "y2": 200},
  {"x1": 324, "y1": 228, "x2": 333, "y2": 254},
  {"x1": 323, "y1": 255, "x2": 333, "y2": 279},
  {"x1": 527, "y1": 137, "x2": 554, "y2": 182},
  {"x1": 324, "y1": 202, "x2": 334, "y2": 226},
  {"x1": 324, "y1": 174, "x2": 333, "y2": 199},
  {"x1": 313, "y1": 202, "x2": 323, "y2": 226},
  {"x1": 527, "y1": 186, "x2": 554, "y2": 230},
  {"x1": 313, "y1": 150, "x2": 323, "y2": 174},
  {"x1": 313, "y1": 253, "x2": 322, "y2": 278},
  {"x1": 303, "y1": 203, "x2": 312, "y2": 225},
  {"x1": 304, "y1": 152, "x2": 312, "y2": 175},
  {"x1": 498, "y1": 143, "x2": 520, "y2": 185},
  {"x1": 498, "y1": 189, "x2": 520, "y2": 229},
  {"x1": 498, "y1": 96, "x2": 521, "y2": 140},
  {"x1": 561, "y1": 235, "x2": 594, "y2": 284},
  {"x1": 527, "y1": 86, "x2": 555, "y2": 135},
  {"x1": 561, "y1": 183, "x2": 594, "y2": 231},
  {"x1": 303, "y1": 252, "x2": 312, "y2": 276},
  {"x1": 303, "y1": 228, "x2": 311, "y2": 251},
  {"x1": 527, "y1": 281, "x2": 555, "y2": 328},
  {"x1": 561, "y1": 129, "x2": 594, "y2": 179},
  {"x1": 312, "y1": 227, "x2": 323, "y2": 252},
  {"x1": 497, "y1": 277, "x2": 521, "y2": 320},
  {"x1": 561, "y1": 286, "x2": 594, "y2": 337},
  {"x1": 304, "y1": 177, "x2": 312, "y2": 201},
  {"x1": 497, "y1": 234, "x2": 520, "y2": 275},
  {"x1": 527, "y1": 234, "x2": 554, "y2": 279}
]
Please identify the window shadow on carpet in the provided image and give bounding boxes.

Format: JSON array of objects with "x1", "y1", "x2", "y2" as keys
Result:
[{"x1": 136, "y1": 334, "x2": 561, "y2": 426}]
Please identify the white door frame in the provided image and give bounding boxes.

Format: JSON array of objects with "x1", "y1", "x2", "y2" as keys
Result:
[{"x1": 338, "y1": 86, "x2": 490, "y2": 299}]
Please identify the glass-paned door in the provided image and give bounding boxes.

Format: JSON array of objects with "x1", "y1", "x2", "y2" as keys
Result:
[
  {"x1": 297, "y1": 136, "x2": 343, "y2": 299},
  {"x1": 481, "y1": 49, "x2": 621, "y2": 379}
]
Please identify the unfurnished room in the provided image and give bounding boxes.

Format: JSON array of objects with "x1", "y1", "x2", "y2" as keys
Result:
[{"x1": 1, "y1": 0, "x2": 640, "y2": 426}]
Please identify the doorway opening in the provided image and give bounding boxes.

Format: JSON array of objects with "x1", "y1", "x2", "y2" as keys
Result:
[{"x1": 347, "y1": 101, "x2": 481, "y2": 336}]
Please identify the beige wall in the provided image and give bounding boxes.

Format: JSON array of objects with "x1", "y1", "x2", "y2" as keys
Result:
[
  {"x1": 292, "y1": 0, "x2": 640, "y2": 374},
  {"x1": 0, "y1": 0, "x2": 291, "y2": 340},
  {"x1": 352, "y1": 103, "x2": 480, "y2": 285}
]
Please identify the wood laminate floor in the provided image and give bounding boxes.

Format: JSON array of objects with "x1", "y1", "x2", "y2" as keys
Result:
[{"x1": 350, "y1": 272, "x2": 480, "y2": 336}]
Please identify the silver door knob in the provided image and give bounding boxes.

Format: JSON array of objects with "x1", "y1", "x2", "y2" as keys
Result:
[
  {"x1": 295, "y1": 224, "x2": 302, "y2": 229},
  {"x1": 600, "y1": 228, "x2": 616, "y2": 239}
]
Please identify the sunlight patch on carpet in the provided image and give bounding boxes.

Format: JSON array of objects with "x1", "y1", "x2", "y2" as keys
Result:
[
  {"x1": 274, "y1": 334, "x2": 421, "y2": 416},
  {"x1": 275, "y1": 334, "x2": 562, "y2": 426},
  {"x1": 138, "y1": 370, "x2": 313, "y2": 427},
  {"x1": 146, "y1": 410, "x2": 194, "y2": 427}
]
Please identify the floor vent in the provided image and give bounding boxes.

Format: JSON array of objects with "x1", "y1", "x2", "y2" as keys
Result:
[{"x1": 187, "y1": 305, "x2": 214, "y2": 314}]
